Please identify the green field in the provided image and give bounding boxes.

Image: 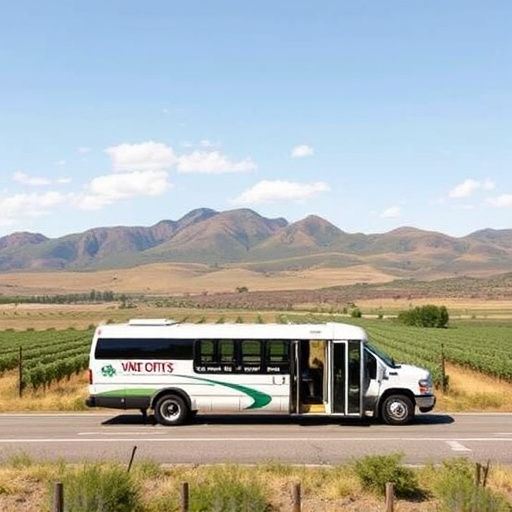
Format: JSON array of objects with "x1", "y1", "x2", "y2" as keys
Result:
[{"x1": 2, "y1": 314, "x2": 511, "y2": 391}]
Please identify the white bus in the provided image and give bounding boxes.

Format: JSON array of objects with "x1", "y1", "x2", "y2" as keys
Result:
[{"x1": 85, "y1": 319, "x2": 435, "y2": 426}]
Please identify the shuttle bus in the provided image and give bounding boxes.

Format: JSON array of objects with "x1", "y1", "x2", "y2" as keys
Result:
[{"x1": 85, "y1": 319, "x2": 435, "y2": 426}]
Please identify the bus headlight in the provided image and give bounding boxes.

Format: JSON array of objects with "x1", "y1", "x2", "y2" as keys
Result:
[{"x1": 418, "y1": 378, "x2": 432, "y2": 395}]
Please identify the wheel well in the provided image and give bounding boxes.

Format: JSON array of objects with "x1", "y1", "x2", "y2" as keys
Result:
[
  {"x1": 150, "y1": 388, "x2": 192, "y2": 412},
  {"x1": 375, "y1": 388, "x2": 415, "y2": 418}
]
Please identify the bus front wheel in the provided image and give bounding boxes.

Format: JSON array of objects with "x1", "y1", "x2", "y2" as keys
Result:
[
  {"x1": 381, "y1": 394, "x2": 414, "y2": 425},
  {"x1": 154, "y1": 394, "x2": 189, "y2": 426}
]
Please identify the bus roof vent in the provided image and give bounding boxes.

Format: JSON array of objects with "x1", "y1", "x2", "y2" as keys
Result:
[{"x1": 128, "y1": 318, "x2": 178, "y2": 326}]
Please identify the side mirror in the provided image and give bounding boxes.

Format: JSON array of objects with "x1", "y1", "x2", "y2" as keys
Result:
[{"x1": 377, "y1": 364, "x2": 386, "y2": 382}]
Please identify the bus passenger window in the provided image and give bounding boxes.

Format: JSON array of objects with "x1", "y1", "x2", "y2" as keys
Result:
[
  {"x1": 241, "y1": 340, "x2": 262, "y2": 364},
  {"x1": 198, "y1": 340, "x2": 215, "y2": 363},
  {"x1": 266, "y1": 340, "x2": 289, "y2": 363},
  {"x1": 219, "y1": 339, "x2": 235, "y2": 363}
]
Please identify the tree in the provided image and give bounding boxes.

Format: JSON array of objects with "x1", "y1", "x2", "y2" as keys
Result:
[{"x1": 397, "y1": 304, "x2": 449, "y2": 328}]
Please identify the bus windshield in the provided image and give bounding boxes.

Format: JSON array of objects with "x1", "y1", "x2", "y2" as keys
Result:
[{"x1": 365, "y1": 342, "x2": 397, "y2": 368}]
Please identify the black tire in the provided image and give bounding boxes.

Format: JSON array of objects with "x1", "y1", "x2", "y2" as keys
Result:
[
  {"x1": 154, "y1": 394, "x2": 189, "y2": 426},
  {"x1": 381, "y1": 394, "x2": 414, "y2": 425}
]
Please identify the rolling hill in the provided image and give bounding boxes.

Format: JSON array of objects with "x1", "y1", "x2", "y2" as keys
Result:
[{"x1": 0, "y1": 208, "x2": 511, "y2": 283}]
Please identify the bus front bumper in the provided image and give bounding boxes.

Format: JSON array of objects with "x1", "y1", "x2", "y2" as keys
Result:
[{"x1": 416, "y1": 395, "x2": 436, "y2": 413}]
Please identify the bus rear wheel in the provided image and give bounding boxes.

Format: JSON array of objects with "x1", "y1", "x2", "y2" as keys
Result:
[
  {"x1": 154, "y1": 394, "x2": 189, "y2": 426},
  {"x1": 381, "y1": 394, "x2": 414, "y2": 425}
]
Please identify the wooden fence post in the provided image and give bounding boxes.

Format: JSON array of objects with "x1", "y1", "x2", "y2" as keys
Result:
[
  {"x1": 127, "y1": 445, "x2": 137, "y2": 472},
  {"x1": 482, "y1": 460, "x2": 490, "y2": 488},
  {"x1": 292, "y1": 482, "x2": 301, "y2": 512},
  {"x1": 18, "y1": 347, "x2": 23, "y2": 398},
  {"x1": 180, "y1": 482, "x2": 189, "y2": 512},
  {"x1": 474, "y1": 462, "x2": 482, "y2": 487},
  {"x1": 53, "y1": 482, "x2": 64, "y2": 512},
  {"x1": 440, "y1": 343, "x2": 447, "y2": 392},
  {"x1": 385, "y1": 482, "x2": 394, "y2": 512}
]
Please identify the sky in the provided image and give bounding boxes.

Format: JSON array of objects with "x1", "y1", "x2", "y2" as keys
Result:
[{"x1": 1, "y1": 1, "x2": 511, "y2": 239}]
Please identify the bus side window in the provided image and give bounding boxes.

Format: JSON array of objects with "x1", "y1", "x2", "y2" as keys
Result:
[
  {"x1": 266, "y1": 340, "x2": 289, "y2": 363},
  {"x1": 198, "y1": 339, "x2": 215, "y2": 363},
  {"x1": 241, "y1": 340, "x2": 262, "y2": 365},
  {"x1": 219, "y1": 339, "x2": 235, "y2": 363}
]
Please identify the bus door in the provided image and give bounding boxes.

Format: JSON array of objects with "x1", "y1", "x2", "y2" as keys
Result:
[
  {"x1": 291, "y1": 339, "x2": 326, "y2": 414},
  {"x1": 331, "y1": 340, "x2": 364, "y2": 417},
  {"x1": 290, "y1": 340, "x2": 301, "y2": 414}
]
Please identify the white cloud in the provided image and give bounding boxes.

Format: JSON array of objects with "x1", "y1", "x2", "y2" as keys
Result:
[
  {"x1": 13, "y1": 172, "x2": 52, "y2": 186},
  {"x1": 200, "y1": 139, "x2": 217, "y2": 148},
  {"x1": 0, "y1": 191, "x2": 69, "y2": 225},
  {"x1": 231, "y1": 180, "x2": 330, "y2": 205},
  {"x1": 291, "y1": 144, "x2": 314, "y2": 158},
  {"x1": 77, "y1": 147, "x2": 92, "y2": 154},
  {"x1": 13, "y1": 172, "x2": 72, "y2": 187},
  {"x1": 77, "y1": 170, "x2": 173, "y2": 210},
  {"x1": 56, "y1": 160, "x2": 66, "y2": 167},
  {"x1": 487, "y1": 194, "x2": 512, "y2": 208},
  {"x1": 482, "y1": 179, "x2": 496, "y2": 191},
  {"x1": 105, "y1": 141, "x2": 177, "y2": 172},
  {"x1": 381, "y1": 206, "x2": 401, "y2": 218},
  {"x1": 177, "y1": 150, "x2": 256, "y2": 174},
  {"x1": 449, "y1": 178, "x2": 496, "y2": 198}
]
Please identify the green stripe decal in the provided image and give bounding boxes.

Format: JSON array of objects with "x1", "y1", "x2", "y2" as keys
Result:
[
  {"x1": 175, "y1": 374, "x2": 272, "y2": 410},
  {"x1": 96, "y1": 377, "x2": 272, "y2": 410},
  {"x1": 98, "y1": 388, "x2": 157, "y2": 398}
]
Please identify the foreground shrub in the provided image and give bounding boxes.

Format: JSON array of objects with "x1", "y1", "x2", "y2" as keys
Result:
[
  {"x1": 62, "y1": 463, "x2": 141, "y2": 512},
  {"x1": 353, "y1": 453, "x2": 419, "y2": 498},
  {"x1": 190, "y1": 465, "x2": 269, "y2": 512},
  {"x1": 434, "y1": 458, "x2": 510, "y2": 512}
]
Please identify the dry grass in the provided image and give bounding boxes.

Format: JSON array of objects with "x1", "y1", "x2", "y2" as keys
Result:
[
  {"x1": 0, "y1": 263, "x2": 395, "y2": 297},
  {"x1": 436, "y1": 363, "x2": 512, "y2": 412},
  {"x1": 1, "y1": 459, "x2": 512, "y2": 512},
  {"x1": 0, "y1": 372, "x2": 88, "y2": 412},
  {"x1": 0, "y1": 304, "x2": 286, "y2": 330},
  {"x1": 356, "y1": 297, "x2": 512, "y2": 319}
]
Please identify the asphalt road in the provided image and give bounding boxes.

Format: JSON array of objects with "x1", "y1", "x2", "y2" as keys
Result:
[{"x1": 1, "y1": 412, "x2": 511, "y2": 466}]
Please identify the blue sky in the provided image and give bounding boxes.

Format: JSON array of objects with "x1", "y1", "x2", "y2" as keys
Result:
[{"x1": 1, "y1": 1, "x2": 511, "y2": 239}]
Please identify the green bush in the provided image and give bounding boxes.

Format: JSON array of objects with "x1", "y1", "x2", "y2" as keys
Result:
[
  {"x1": 350, "y1": 308, "x2": 362, "y2": 318},
  {"x1": 353, "y1": 453, "x2": 418, "y2": 498},
  {"x1": 397, "y1": 304, "x2": 449, "y2": 328},
  {"x1": 433, "y1": 458, "x2": 510, "y2": 512},
  {"x1": 62, "y1": 463, "x2": 141, "y2": 512},
  {"x1": 189, "y1": 466, "x2": 269, "y2": 511}
]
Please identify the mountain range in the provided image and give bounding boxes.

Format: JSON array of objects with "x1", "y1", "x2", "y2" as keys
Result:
[{"x1": 1, "y1": 207, "x2": 512, "y2": 281}]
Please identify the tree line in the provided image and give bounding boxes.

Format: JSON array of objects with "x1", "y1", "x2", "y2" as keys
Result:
[{"x1": 0, "y1": 290, "x2": 117, "y2": 304}]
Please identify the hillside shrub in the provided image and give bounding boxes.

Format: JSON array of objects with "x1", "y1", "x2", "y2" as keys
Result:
[
  {"x1": 189, "y1": 465, "x2": 269, "y2": 511},
  {"x1": 397, "y1": 304, "x2": 449, "y2": 328},
  {"x1": 62, "y1": 463, "x2": 141, "y2": 512},
  {"x1": 433, "y1": 458, "x2": 510, "y2": 512},
  {"x1": 353, "y1": 453, "x2": 419, "y2": 498},
  {"x1": 350, "y1": 307, "x2": 362, "y2": 318}
]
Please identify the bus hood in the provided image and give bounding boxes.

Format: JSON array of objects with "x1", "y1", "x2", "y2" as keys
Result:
[{"x1": 383, "y1": 363, "x2": 433, "y2": 395}]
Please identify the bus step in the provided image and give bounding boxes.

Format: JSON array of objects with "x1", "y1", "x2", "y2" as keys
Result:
[{"x1": 300, "y1": 403, "x2": 326, "y2": 413}]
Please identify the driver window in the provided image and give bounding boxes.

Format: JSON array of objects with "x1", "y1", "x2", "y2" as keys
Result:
[{"x1": 366, "y1": 351, "x2": 377, "y2": 380}]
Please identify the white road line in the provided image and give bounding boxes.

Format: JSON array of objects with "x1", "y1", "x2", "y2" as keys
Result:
[
  {"x1": 0, "y1": 437, "x2": 511, "y2": 444},
  {"x1": 77, "y1": 431, "x2": 167, "y2": 436},
  {"x1": 446, "y1": 441, "x2": 472, "y2": 452}
]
